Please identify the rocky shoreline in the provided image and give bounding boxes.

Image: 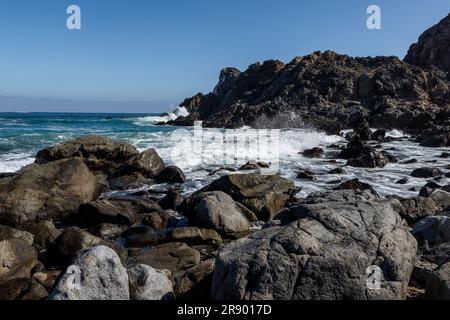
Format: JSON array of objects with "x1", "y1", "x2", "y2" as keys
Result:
[{"x1": 0, "y1": 131, "x2": 449, "y2": 300}]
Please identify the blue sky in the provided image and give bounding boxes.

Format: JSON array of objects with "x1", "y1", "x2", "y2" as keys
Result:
[{"x1": 0, "y1": 0, "x2": 448, "y2": 112}]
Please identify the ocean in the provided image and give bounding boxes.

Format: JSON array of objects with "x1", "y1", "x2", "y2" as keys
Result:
[{"x1": 0, "y1": 112, "x2": 449, "y2": 198}]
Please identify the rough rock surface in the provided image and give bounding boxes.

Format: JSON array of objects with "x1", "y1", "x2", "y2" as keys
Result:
[
  {"x1": 49, "y1": 246, "x2": 130, "y2": 300},
  {"x1": 212, "y1": 190, "x2": 417, "y2": 300},
  {"x1": 0, "y1": 158, "x2": 100, "y2": 226},
  {"x1": 128, "y1": 264, "x2": 174, "y2": 300},
  {"x1": 0, "y1": 239, "x2": 37, "y2": 285}
]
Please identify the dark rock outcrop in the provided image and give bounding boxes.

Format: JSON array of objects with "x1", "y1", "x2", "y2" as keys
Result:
[{"x1": 405, "y1": 13, "x2": 450, "y2": 74}]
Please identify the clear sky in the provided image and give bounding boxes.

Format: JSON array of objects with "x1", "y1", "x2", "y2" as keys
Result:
[{"x1": 0, "y1": 0, "x2": 448, "y2": 112}]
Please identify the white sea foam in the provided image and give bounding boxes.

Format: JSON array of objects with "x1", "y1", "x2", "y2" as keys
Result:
[{"x1": 133, "y1": 107, "x2": 189, "y2": 125}]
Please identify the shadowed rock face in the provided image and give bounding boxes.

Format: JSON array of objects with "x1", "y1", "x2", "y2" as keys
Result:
[
  {"x1": 171, "y1": 50, "x2": 450, "y2": 132},
  {"x1": 405, "y1": 13, "x2": 450, "y2": 74}
]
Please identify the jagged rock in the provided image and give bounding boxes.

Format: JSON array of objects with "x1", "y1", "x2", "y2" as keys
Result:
[
  {"x1": 238, "y1": 161, "x2": 270, "y2": 171},
  {"x1": 0, "y1": 239, "x2": 37, "y2": 285},
  {"x1": 134, "y1": 242, "x2": 201, "y2": 274},
  {"x1": 35, "y1": 136, "x2": 139, "y2": 175},
  {"x1": 212, "y1": 190, "x2": 417, "y2": 300},
  {"x1": 328, "y1": 167, "x2": 346, "y2": 174},
  {"x1": 396, "y1": 177, "x2": 409, "y2": 185},
  {"x1": 334, "y1": 179, "x2": 378, "y2": 196},
  {"x1": 186, "y1": 191, "x2": 251, "y2": 235},
  {"x1": 429, "y1": 189, "x2": 450, "y2": 209},
  {"x1": 405, "y1": 13, "x2": 450, "y2": 74},
  {"x1": 113, "y1": 149, "x2": 165, "y2": 179},
  {"x1": 24, "y1": 220, "x2": 61, "y2": 250},
  {"x1": 158, "y1": 188, "x2": 183, "y2": 210},
  {"x1": 302, "y1": 147, "x2": 324, "y2": 158},
  {"x1": 77, "y1": 200, "x2": 138, "y2": 226},
  {"x1": 198, "y1": 174, "x2": 296, "y2": 221},
  {"x1": 0, "y1": 278, "x2": 48, "y2": 301},
  {"x1": 128, "y1": 264, "x2": 174, "y2": 300},
  {"x1": 49, "y1": 246, "x2": 130, "y2": 300},
  {"x1": 411, "y1": 167, "x2": 443, "y2": 178},
  {"x1": 0, "y1": 158, "x2": 101, "y2": 226},
  {"x1": 347, "y1": 151, "x2": 393, "y2": 168},
  {"x1": 155, "y1": 166, "x2": 186, "y2": 183}
]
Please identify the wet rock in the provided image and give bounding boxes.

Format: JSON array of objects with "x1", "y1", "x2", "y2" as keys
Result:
[
  {"x1": 174, "y1": 259, "x2": 215, "y2": 300},
  {"x1": 198, "y1": 174, "x2": 297, "y2": 221},
  {"x1": 113, "y1": 149, "x2": 165, "y2": 179},
  {"x1": 78, "y1": 199, "x2": 138, "y2": 226},
  {"x1": 402, "y1": 158, "x2": 418, "y2": 164},
  {"x1": 142, "y1": 210, "x2": 174, "y2": 229},
  {"x1": 419, "y1": 126, "x2": 450, "y2": 147},
  {"x1": 296, "y1": 170, "x2": 315, "y2": 180},
  {"x1": 155, "y1": 166, "x2": 186, "y2": 184},
  {"x1": 302, "y1": 147, "x2": 324, "y2": 158},
  {"x1": 0, "y1": 158, "x2": 101, "y2": 226},
  {"x1": 49, "y1": 246, "x2": 130, "y2": 300},
  {"x1": 35, "y1": 136, "x2": 139, "y2": 175},
  {"x1": 440, "y1": 152, "x2": 450, "y2": 158},
  {"x1": 419, "y1": 182, "x2": 450, "y2": 197},
  {"x1": 212, "y1": 190, "x2": 417, "y2": 300},
  {"x1": 134, "y1": 242, "x2": 201, "y2": 274},
  {"x1": 186, "y1": 191, "x2": 251, "y2": 235},
  {"x1": 347, "y1": 151, "x2": 393, "y2": 168},
  {"x1": 334, "y1": 179, "x2": 378, "y2": 196},
  {"x1": 0, "y1": 239, "x2": 37, "y2": 284},
  {"x1": 128, "y1": 264, "x2": 174, "y2": 300},
  {"x1": 121, "y1": 226, "x2": 167, "y2": 248},
  {"x1": 411, "y1": 167, "x2": 443, "y2": 178},
  {"x1": 238, "y1": 161, "x2": 270, "y2": 171}
]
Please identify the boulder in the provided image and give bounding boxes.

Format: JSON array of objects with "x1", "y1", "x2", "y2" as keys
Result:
[
  {"x1": 155, "y1": 166, "x2": 186, "y2": 183},
  {"x1": 108, "y1": 173, "x2": 148, "y2": 190},
  {"x1": 169, "y1": 227, "x2": 222, "y2": 246},
  {"x1": 199, "y1": 174, "x2": 297, "y2": 221},
  {"x1": 0, "y1": 226, "x2": 34, "y2": 246},
  {"x1": 411, "y1": 215, "x2": 450, "y2": 247},
  {"x1": 128, "y1": 264, "x2": 174, "y2": 300},
  {"x1": 212, "y1": 190, "x2": 417, "y2": 300},
  {"x1": 187, "y1": 191, "x2": 251, "y2": 235},
  {"x1": 238, "y1": 161, "x2": 270, "y2": 171},
  {"x1": 419, "y1": 126, "x2": 450, "y2": 147},
  {"x1": 0, "y1": 239, "x2": 37, "y2": 285},
  {"x1": 346, "y1": 151, "x2": 393, "y2": 168},
  {"x1": 328, "y1": 167, "x2": 346, "y2": 175},
  {"x1": 0, "y1": 158, "x2": 100, "y2": 226},
  {"x1": 48, "y1": 246, "x2": 130, "y2": 300},
  {"x1": 411, "y1": 167, "x2": 443, "y2": 178},
  {"x1": 296, "y1": 170, "x2": 315, "y2": 180},
  {"x1": 158, "y1": 188, "x2": 183, "y2": 210},
  {"x1": 396, "y1": 197, "x2": 438, "y2": 224},
  {"x1": 334, "y1": 179, "x2": 378, "y2": 196},
  {"x1": 24, "y1": 220, "x2": 61, "y2": 250},
  {"x1": 134, "y1": 242, "x2": 201, "y2": 274},
  {"x1": 0, "y1": 278, "x2": 48, "y2": 301},
  {"x1": 405, "y1": 13, "x2": 450, "y2": 74},
  {"x1": 113, "y1": 149, "x2": 165, "y2": 179},
  {"x1": 429, "y1": 189, "x2": 450, "y2": 209},
  {"x1": 121, "y1": 226, "x2": 167, "y2": 248},
  {"x1": 77, "y1": 199, "x2": 138, "y2": 226},
  {"x1": 35, "y1": 136, "x2": 139, "y2": 175}
]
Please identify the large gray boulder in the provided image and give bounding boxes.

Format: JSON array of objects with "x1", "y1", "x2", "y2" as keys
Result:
[
  {"x1": 0, "y1": 158, "x2": 101, "y2": 226},
  {"x1": 199, "y1": 174, "x2": 297, "y2": 221},
  {"x1": 212, "y1": 190, "x2": 417, "y2": 300},
  {"x1": 188, "y1": 191, "x2": 251, "y2": 235},
  {"x1": 128, "y1": 264, "x2": 173, "y2": 300},
  {"x1": 48, "y1": 246, "x2": 129, "y2": 300}
]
